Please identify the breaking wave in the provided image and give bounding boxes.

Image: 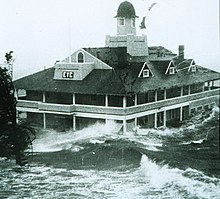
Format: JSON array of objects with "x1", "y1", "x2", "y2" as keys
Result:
[{"x1": 1, "y1": 107, "x2": 219, "y2": 198}]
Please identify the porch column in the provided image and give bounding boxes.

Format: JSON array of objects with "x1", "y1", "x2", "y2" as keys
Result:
[
  {"x1": 180, "y1": 86, "x2": 183, "y2": 96},
  {"x1": 202, "y1": 83, "x2": 205, "y2": 92},
  {"x1": 211, "y1": 81, "x2": 214, "y2": 88},
  {"x1": 15, "y1": 89, "x2": 18, "y2": 100},
  {"x1": 134, "y1": 118, "x2": 137, "y2": 129},
  {"x1": 73, "y1": 93, "x2": 75, "y2": 104},
  {"x1": 134, "y1": 94, "x2": 137, "y2": 106},
  {"x1": 123, "y1": 96, "x2": 126, "y2": 108},
  {"x1": 164, "y1": 89, "x2": 166, "y2": 100},
  {"x1": 188, "y1": 85, "x2": 191, "y2": 95},
  {"x1": 73, "y1": 115, "x2": 76, "y2": 131},
  {"x1": 43, "y1": 113, "x2": 46, "y2": 129},
  {"x1": 105, "y1": 95, "x2": 108, "y2": 107},
  {"x1": 123, "y1": 119, "x2": 127, "y2": 133},
  {"x1": 43, "y1": 92, "x2": 45, "y2": 102},
  {"x1": 180, "y1": 107, "x2": 183, "y2": 121},
  {"x1": 105, "y1": 118, "x2": 108, "y2": 125},
  {"x1": 163, "y1": 111, "x2": 166, "y2": 127},
  {"x1": 154, "y1": 112, "x2": 157, "y2": 128},
  {"x1": 155, "y1": 90, "x2": 158, "y2": 101}
]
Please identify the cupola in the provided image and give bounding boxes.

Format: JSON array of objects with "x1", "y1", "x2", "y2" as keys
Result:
[{"x1": 115, "y1": 1, "x2": 138, "y2": 36}]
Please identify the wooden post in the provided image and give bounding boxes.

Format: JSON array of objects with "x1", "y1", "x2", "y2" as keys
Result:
[
  {"x1": 180, "y1": 86, "x2": 183, "y2": 96},
  {"x1": 123, "y1": 96, "x2": 126, "y2": 108},
  {"x1": 202, "y1": 83, "x2": 205, "y2": 92},
  {"x1": 163, "y1": 111, "x2": 166, "y2": 127},
  {"x1": 73, "y1": 93, "x2": 75, "y2": 104},
  {"x1": 180, "y1": 107, "x2": 183, "y2": 121},
  {"x1": 154, "y1": 112, "x2": 157, "y2": 128},
  {"x1": 123, "y1": 119, "x2": 127, "y2": 133},
  {"x1": 73, "y1": 115, "x2": 76, "y2": 131},
  {"x1": 155, "y1": 90, "x2": 157, "y2": 101},
  {"x1": 164, "y1": 89, "x2": 166, "y2": 100},
  {"x1": 134, "y1": 94, "x2": 137, "y2": 106},
  {"x1": 43, "y1": 92, "x2": 45, "y2": 102},
  {"x1": 188, "y1": 85, "x2": 191, "y2": 95},
  {"x1": 134, "y1": 117, "x2": 137, "y2": 130},
  {"x1": 43, "y1": 113, "x2": 46, "y2": 129},
  {"x1": 105, "y1": 95, "x2": 108, "y2": 107}
]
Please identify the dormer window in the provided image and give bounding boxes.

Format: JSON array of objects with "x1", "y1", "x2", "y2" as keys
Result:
[
  {"x1": 143, "y1": 69, "x2": 150, "y2": 77},
  {"x1": 77, "y1": 52, "x2": 84, "y2": 63},
  {"x1": 169, "y1": 67, "x2": 175, "y2": 74},
  {"x1": 138, "y1": 62, "x2": 153, "y2": 78},
  {"x1": 191, "y1": 65, "x2": 197, "y2": 72},
  {"x1": 118, "y1": 18, "x2": 125, "y2": 26}
]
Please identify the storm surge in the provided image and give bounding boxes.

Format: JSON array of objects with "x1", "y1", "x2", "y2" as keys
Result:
[
  {"x1": 32, "y1": 107, "x2": 219, "y2": 173},
  {"x1": 1, "y1": 107, "x2": 219, "y2": 198}
]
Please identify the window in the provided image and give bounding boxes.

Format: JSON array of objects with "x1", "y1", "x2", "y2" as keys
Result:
[
  {"x1": 190, "y1": 108, "x2": 196, "y2": 115},
  {"x1": 77, "y1": 52, "x2": 84, "y2": 63},
  {"x1": 169, "y1": 67, "x2": 175, "y2": 74},
  {"x1": 191, "y1": 65, "x2": 197, "y2": 72},
  {"x1": 197, "y1": 106, "x2": 203, "y2": 112},
  {"x1": 204, "y1": 104, "x2": 209, "y2": 110},
  {"x1": 131, "y1": 19, "x2": 135, "y2": 27},
  {"x1": 118, "y1": 18, "x2": 125, "y2": 26},
  {"x1": 143, "y1": 69, "x2": 150, "y2": 77}
]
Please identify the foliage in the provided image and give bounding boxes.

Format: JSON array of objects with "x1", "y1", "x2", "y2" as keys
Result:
[{"x1": 0, "y1": 58, "x2": 35, "y2": 165}]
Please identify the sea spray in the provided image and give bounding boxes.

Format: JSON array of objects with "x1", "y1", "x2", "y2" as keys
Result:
[
  {"x1": 139, "y1": 155, "x2": 220, "y2": 199},
  {"x1": 1, "y1": 107, "x2": 218, "y2": 198}
]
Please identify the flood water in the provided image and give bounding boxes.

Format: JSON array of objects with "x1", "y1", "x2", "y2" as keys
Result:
[{"x1": 0, "y1": 107, "x2": 219, "y2": 199}]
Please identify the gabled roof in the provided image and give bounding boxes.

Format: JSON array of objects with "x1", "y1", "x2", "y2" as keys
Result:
[
  {"x1": 165, "y1": 60, "x2": 177, "y2": 74},
  {"x1": 138, "y1": 62, "x2": 154, "y2": 77},
  {"x1": 83, "y1": 47, "x2": 128, "y2": 69},
  {"x1": 14, "y1": 67, "x2": 126, "y2": 95},
  {"x1": 150, "y1": 60, "x2": 171, "y2": 75},
  {"x1": 14, "y1": 46, "x2": 220, "y2": 95},
  {"x1": 148, "y1": 46, "x2": 177, "y2": 60},
  {"x1": 175, "y1": 59, "x2": 195, "y2": 71},
  {"x1": 132, "y1": 64, "x2": 220, "y2": 93}
]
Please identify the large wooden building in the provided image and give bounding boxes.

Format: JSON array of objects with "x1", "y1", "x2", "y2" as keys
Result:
[{"x1": 14, "y1": 1, "x2": 220, "y2": 132}]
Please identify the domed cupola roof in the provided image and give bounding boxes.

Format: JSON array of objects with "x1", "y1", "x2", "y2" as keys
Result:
[{"x1": 115, "y1": 1, "x2": 138, "y2": 18}]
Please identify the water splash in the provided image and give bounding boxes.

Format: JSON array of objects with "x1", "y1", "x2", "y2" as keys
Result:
[{"x1": 140, "y1": 155, "x2": 220, "y2": 199}]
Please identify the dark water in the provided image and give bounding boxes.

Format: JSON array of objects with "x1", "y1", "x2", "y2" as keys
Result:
[{"x1": 0, "y1": 107, "x2": 219, "y2": 199}]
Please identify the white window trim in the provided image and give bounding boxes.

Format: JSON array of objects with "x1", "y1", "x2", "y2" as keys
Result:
[
  {"x1": 191, "y1": 65, "x2": 197, "y2": 72},
  {"x1": 169, "y1": 67, "x2": 175, "y2": 74},
  {"x1": 165, "y1": 60, "x2": 176, "y2": 74},
  {"x1": 138, "y1": 62, "x2": 154, "y2": 78},
  {"x1": 118, "y1": 18, "x2": 125, "y2": 26},
  {"x1": 76, "y1": 51, "x2": 85, "y2": 63},
  {"x1": 143, "y1": 69, "x2": 150, "y2": 77},
  {"x1": 188, "y1": 59, "x2": 197, "y2": 72}
]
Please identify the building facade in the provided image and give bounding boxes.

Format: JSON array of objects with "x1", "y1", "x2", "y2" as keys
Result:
[{"x1": 14, "y1": 1, "x2": 220, "y2": 132}]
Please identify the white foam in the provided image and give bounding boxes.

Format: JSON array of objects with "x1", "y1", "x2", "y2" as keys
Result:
[{"x1": 140, "y1": 155, "x2": 220, "y2": 199}]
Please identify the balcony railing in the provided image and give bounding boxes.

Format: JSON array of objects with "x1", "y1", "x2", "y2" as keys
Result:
[{"x1": 17, "y1": 89, "x2": 219, "y2": 116}]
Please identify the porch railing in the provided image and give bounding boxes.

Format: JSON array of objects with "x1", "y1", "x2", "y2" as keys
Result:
[{"x1": 17, "y1": 89, "x2": 219, "y2": 115}]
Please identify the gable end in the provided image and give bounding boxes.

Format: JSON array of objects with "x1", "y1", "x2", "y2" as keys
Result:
[
  {"x1": 138, "y1": 62, "x2": 154, "y2": 78},
  {"x1": 165, "y1": 60, "x2": 177, "y2": 75}
]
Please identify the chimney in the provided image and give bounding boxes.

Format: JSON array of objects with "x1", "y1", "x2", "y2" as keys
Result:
[{"x1": 178, "y1": 45, "x2": 184, "y2": 60}]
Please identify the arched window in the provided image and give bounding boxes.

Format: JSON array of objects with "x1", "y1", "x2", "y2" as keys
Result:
[{"x1": 77, "y1": 52, "x2": 84, "y2": 63}]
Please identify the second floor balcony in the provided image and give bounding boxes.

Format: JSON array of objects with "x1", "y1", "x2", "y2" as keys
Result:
[{"x1": 17, "y1": 88, "x2": 220, "y2": 116}]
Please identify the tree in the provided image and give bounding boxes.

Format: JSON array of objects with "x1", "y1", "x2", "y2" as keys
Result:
[{"x1": 0, "y1": 52, "x2": 35, "y2": 165}]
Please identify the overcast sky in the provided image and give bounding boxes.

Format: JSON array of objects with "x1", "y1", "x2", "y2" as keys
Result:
[{"x1": 0, "y1": 0, "x2": 219, "y2": 80}]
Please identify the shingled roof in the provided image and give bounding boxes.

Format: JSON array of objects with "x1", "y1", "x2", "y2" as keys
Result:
[{"x1": 14, "y1": 46, "x2": 220, "y2": 95}]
